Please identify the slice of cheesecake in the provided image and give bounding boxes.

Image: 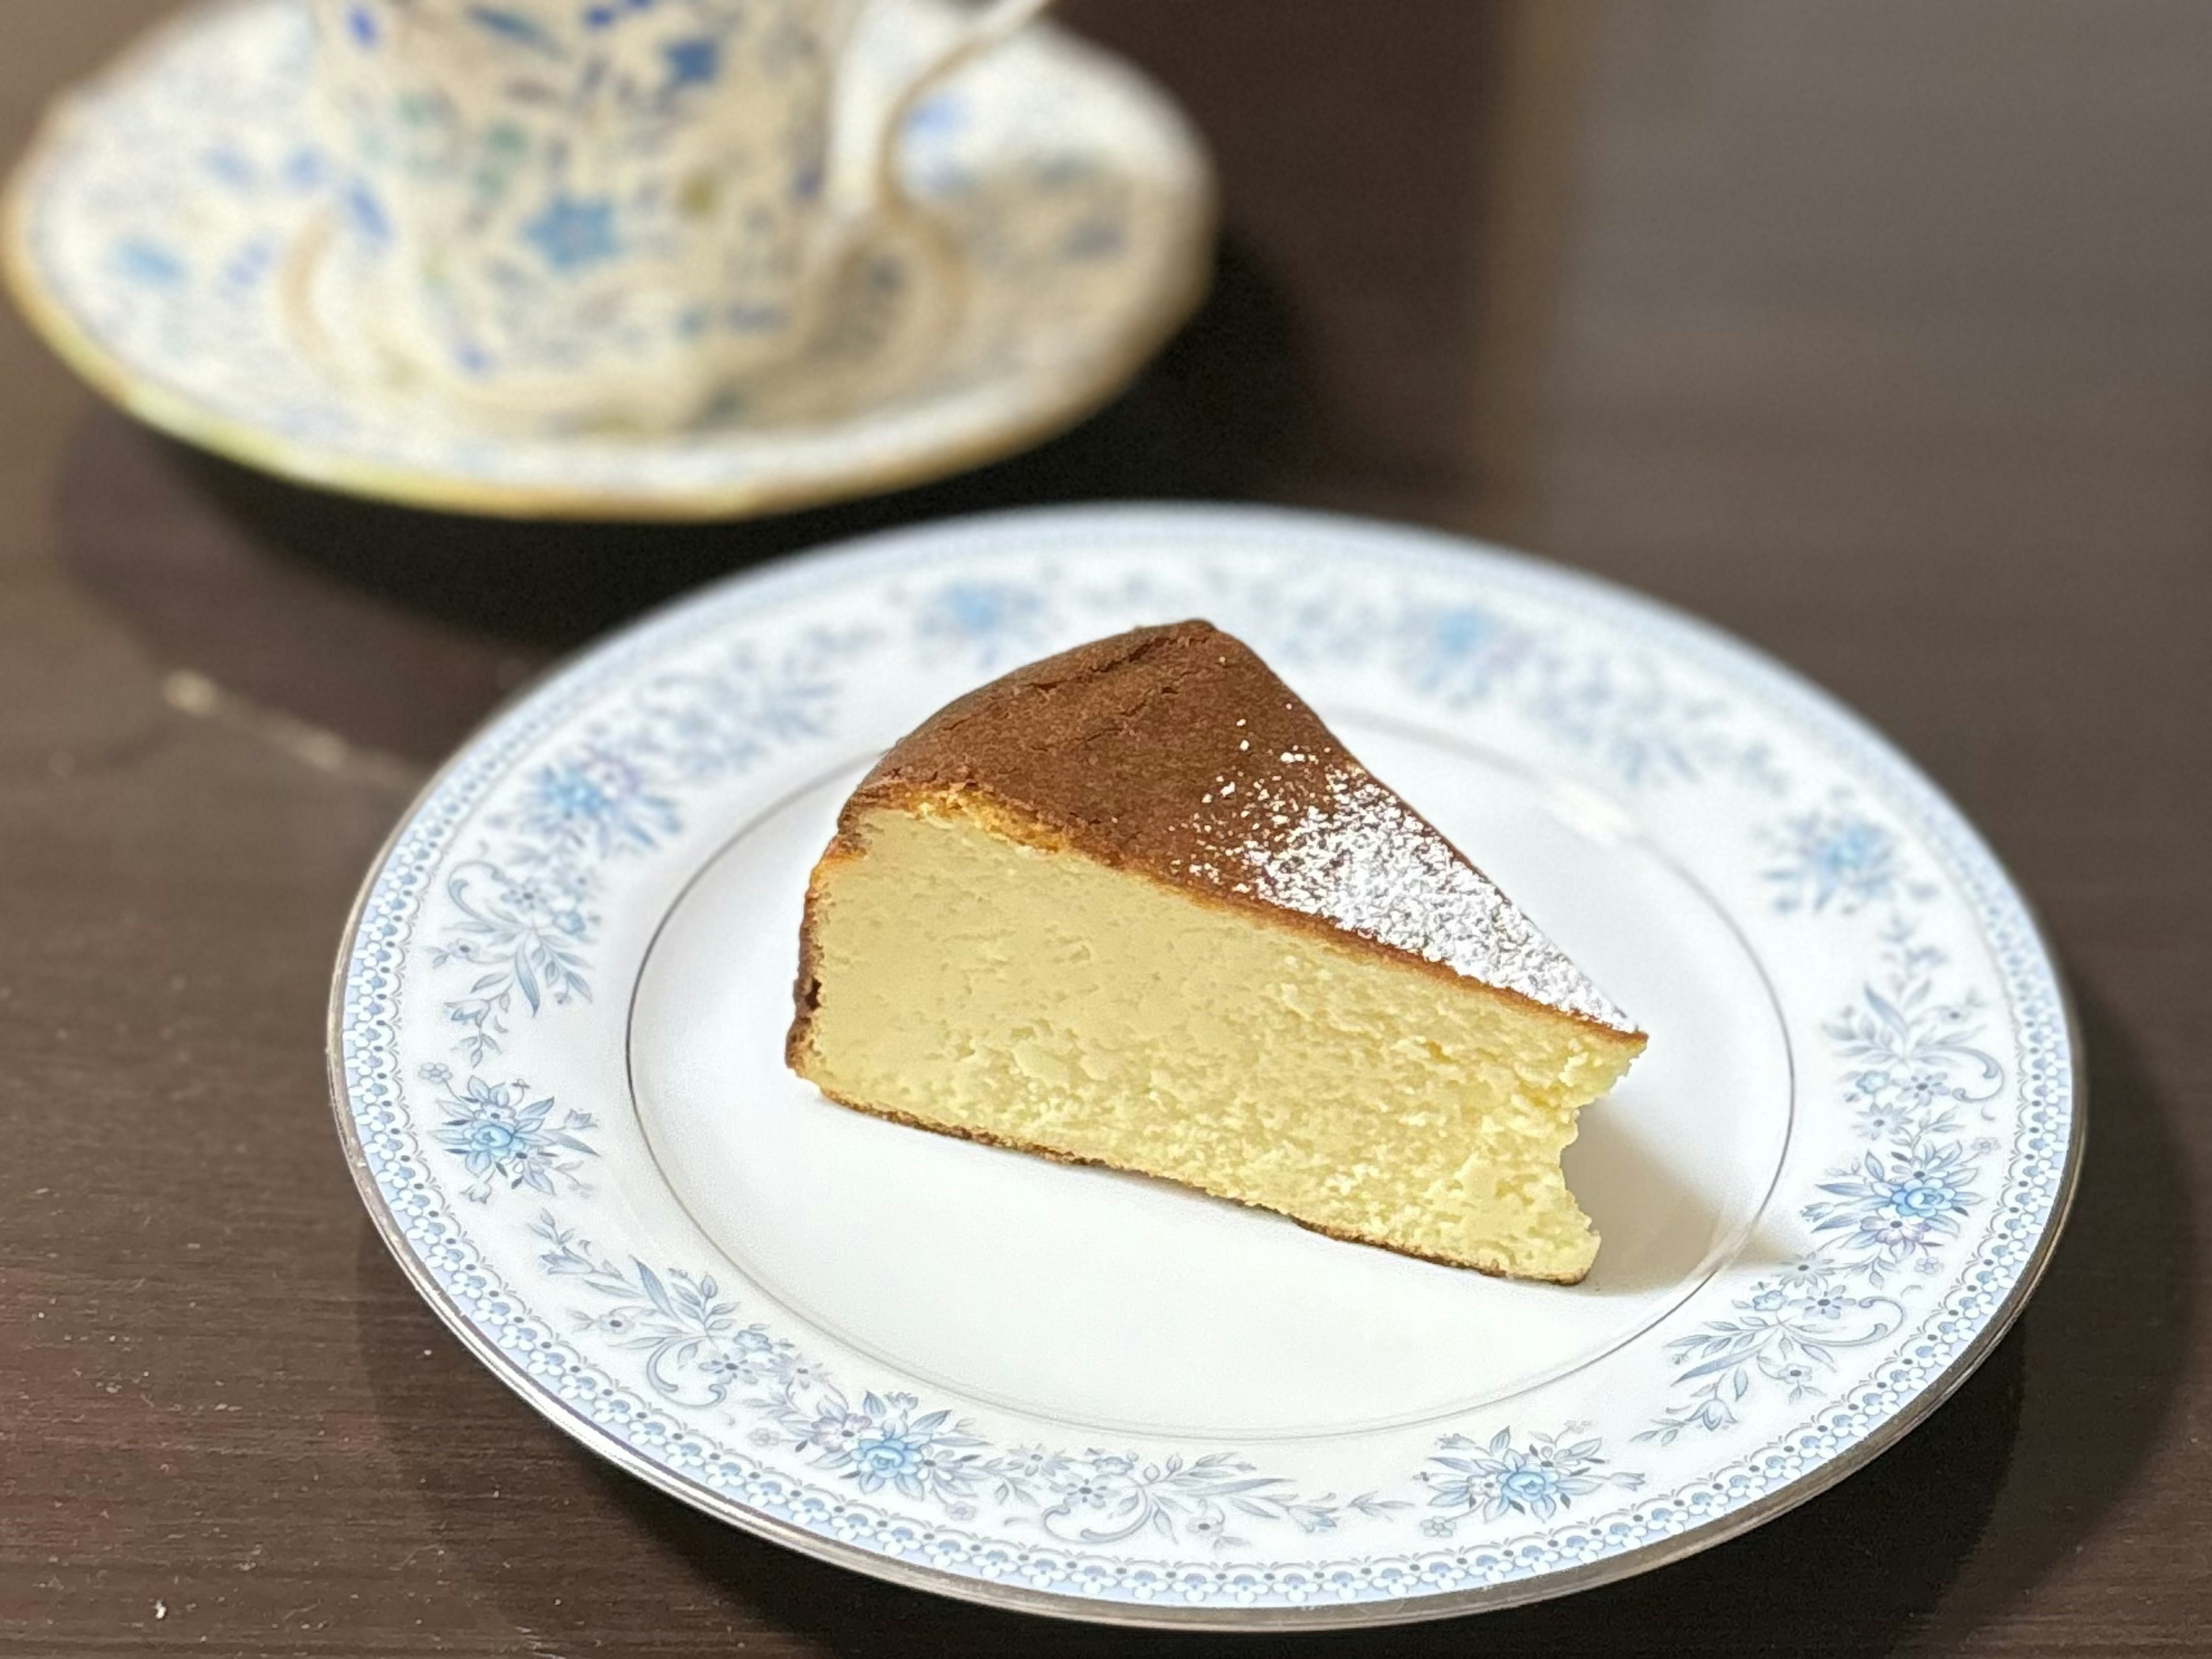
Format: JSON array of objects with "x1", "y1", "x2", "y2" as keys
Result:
[{"x1": 786, "y1": 621, "x2": 1645, "y2": 1282}]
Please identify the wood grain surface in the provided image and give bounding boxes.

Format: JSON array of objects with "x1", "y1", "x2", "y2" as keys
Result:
[{"x1": 3, "y1": 2, "x2": 2208, "y2": 1654}]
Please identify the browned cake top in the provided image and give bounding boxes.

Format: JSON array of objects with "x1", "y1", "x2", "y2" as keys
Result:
[
  {"x1": 846, "y1": 620, "x2": 1637, "y2": 1033},
  {"x1": 852, "y1": 619, "x2": 1346, "y2": 851}
]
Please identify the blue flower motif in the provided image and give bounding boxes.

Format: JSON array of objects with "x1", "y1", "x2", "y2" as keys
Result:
[
  {"x1": 522, "y1": 195, "x2": 621, "y2": 272},
  {"x1": 1059, "y1": 1474, "x2": 1116, "y2": 1510},
  {"x1": 851, "y1": 1431, "x2": 923, "y2": 1489},
  {"x1": 915, "y1": 581, "x2": 1047, "y2": 669},
  {"x1": 1766, "y1": 804, "x2": 1905, "y2": 914},
  {"x1": 1887, "y1": 1177, "x2": 1961, "y2": 1219},
  {"x1": 514, "y1": 748, "x2": 677, "y2": 857},
  {"x1": 905, "y1": 95, "x2": 964, "y2": 140},
  {"x1": 1763, "y1": 1359, "x2": 1821, "y2": 1402},
  {"x1": 431, "y1": 1074, "x2": 596, "y2": 1202},
  {"x1": 1499, "y1": 1465, "x2": 1560, "y2": 1509},
  {"x1": 468, "y1": 5, "x2": 560, "y2": 53},
  {"x1": 936, "y1": 581, "x2": 1029, "y2": 634},
  {"x1": 202, "y1": 146, "x2": 254, "y2": 190},
  {"x1": 343, "y1": 180, "x2": 391, "y2": 246},
  {"x1": 1804, "y1": 1141, "x2": 1977, "y2": 1274},
  {"x1": 459, "y1": 1116, "x2": 525, "y2": 1167},
  {"x1": 1792, "y1": 1284, "x2": 1850, "y2": 1322},
  {"x1": 663, "y1": 37, "x2": 721, "y2": 90},
  {"x1": 1899, "y1": 1072, "x2": 1948, "y2": 1110},
  {"x1": 790, "y1": 1392, "x2": 984, "y2": 1501},
  {"x1": 802, "y1": 1410, "x2": 870, "y2": 1455},
  {"x1": 1870, "y1": 1215, "x2": 1931, "y2": 1254},
  {"x1": 344, "y1": 3, "x2": 378, "y2": 47},
  {"x1": 1399, "y1": 604, "x2": 1529, "y2": 707},
  {"x1": 282, "y1": 147, "x2": 330, "y2": 192},
  {"x1": 1421, "y1": 1426, "x2": 1638, "y2": 1525},
  {"x1": 113, "y1": 238, "x2": 183, "y2": 287}
]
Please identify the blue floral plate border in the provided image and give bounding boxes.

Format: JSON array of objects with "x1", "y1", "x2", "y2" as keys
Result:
[{"x1": 328, "y1": 504, "x2": 2082, "y2": 1628}]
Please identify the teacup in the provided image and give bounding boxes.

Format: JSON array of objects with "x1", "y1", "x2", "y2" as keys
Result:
[{"x1": 304, "y1": 0, "x2": 1048, "y2": 431}]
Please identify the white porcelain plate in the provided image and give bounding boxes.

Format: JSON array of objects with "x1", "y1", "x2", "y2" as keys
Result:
[
  {"x1": 329, "y1": 505, "x2": 2080, "y2": 1627},
  {"x1": 3, "y1": 0, "x2": 1211, "y2": 519}
]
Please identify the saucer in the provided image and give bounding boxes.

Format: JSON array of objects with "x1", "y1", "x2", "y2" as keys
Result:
[
  {"x1": 3, "y1": 0, "x2": 1213, "y2": 519},
  {"x1": 329, "y1": 504, "x2": 2080, "y2": 1626}
]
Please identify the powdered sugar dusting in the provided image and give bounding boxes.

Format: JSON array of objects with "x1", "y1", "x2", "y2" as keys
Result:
[{"x1": 1198, "y1": 765, "x2": 1637, "y2": 1032}]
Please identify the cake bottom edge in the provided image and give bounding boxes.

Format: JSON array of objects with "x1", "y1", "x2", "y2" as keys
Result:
[{"x1": 790, "y1": 1065, "x2": 1594, "y2": 1286}]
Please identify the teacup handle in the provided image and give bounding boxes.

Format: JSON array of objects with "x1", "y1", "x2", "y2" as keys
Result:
[
  {"x1": 800, "y1": 0, "x2": 1054, "y2": 368},
  {"x1": 853, "y1": 0, "x2": 1055, "y2": 217}
]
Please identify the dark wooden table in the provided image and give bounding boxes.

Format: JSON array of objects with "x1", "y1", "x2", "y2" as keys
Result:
[{"x1": 5, "y1": 2, "x2": 2207, "y2": 1653}]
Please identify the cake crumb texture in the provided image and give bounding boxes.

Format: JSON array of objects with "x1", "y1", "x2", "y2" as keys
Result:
[{"x1": 792, "y1": 797, "x2": 1638, "y2": 1281}]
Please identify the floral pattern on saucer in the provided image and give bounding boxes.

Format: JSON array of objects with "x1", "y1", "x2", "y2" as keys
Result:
[{"x1": 4, "y1": 0, "x2": 1212, "y2": 516}]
